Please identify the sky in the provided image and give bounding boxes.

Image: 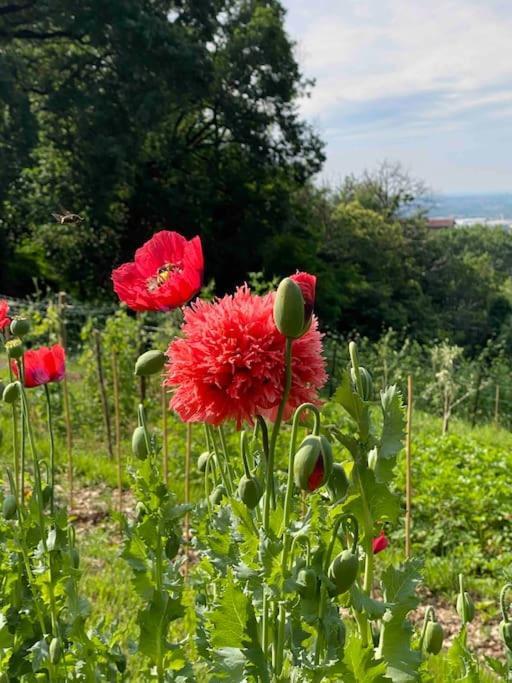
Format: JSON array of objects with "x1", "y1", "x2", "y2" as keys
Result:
[{"x1": 282, "y1": 0, "x2": 512, "y2": 193}]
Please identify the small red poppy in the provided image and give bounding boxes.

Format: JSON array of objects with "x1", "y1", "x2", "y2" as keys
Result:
[
  {"x1": 308, "y1": 457, "x2": 324, "y2": 491},
  {"x1": 0, "y1": 299, "x2": 11, "y2": 331},
  {"x1": 111, "y1": 230, "x2": 204, "y2": 312},
  {"x1": 372, "y1": 531, "x2": 389, "y2": 554},
  {"x1": 12, "y1": 344, "x2": 66, "y2": 388},
  {"x1": 290, "y1": 272, "x2": 316, "y2": 324}
]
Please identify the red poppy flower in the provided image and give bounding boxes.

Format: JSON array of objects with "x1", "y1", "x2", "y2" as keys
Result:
[
  {"x1": 290, "y1": 272, "x2": 316, "y2": 324},
  {"x1": 165, "y1": 285, "x2": 327, "y2": 427},
  {"x1": 308, "y1": 458, "x2": 324, "y2": 491},
  {"x1": 12, "y1": 344, "x2": 66, "y2": 388},
  {"x1": 372, "y1": 531, "x2": 389, "y2": 554},
  {"x1": 0, "y1": 299, "x2": 10, "y2": 331},
  {"x1": 111, "y1": 230, "x2": 204, "y2": 312}
]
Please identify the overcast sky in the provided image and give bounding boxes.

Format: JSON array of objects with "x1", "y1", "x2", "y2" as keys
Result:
[{"x1": 283, "y1": 0, "x2": 512, "y2": 193}]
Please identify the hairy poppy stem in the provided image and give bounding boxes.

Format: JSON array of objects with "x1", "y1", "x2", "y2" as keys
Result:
[{"x1": 44, "y1": 384, "x2": 55, "y2": 513}]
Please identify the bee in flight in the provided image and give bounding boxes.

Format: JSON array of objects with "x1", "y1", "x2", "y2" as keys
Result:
[{"x1": 52, "y1": 209, "x2": 84, "y2": 224}]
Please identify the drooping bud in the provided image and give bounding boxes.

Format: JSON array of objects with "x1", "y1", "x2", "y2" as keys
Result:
[
  {"x1": 70, "y1": 547, "x2": 80, "y2": 569},
  {"x1": 350, "y1": 366, "x2": 373, "y2": 401},
  {"x1": 134, "y1": 349, "x2": 166, "y2": 376},
  {"x1": 273, "y1": 278, "x2": 306, "y2": 338},
  {"x1": 2, "y1": 382, "x2": 20, "y2": 404},
  {"x1": 500, "y1": 621, "x2": 512, "y2": 651},
  {"x1": 10, "y1": 317, "x2": 30, "y2": 338},
  {"x1": 5, "y1": 339, "x2": 23, "y2": 360},
  {"x1": 326, "y1": 463, "x2": 349, "y2": 503},
  {"x1": 238, "y1": 474, "x2": 263, "y2": 509},
  {"x1": 165, "y1": 531, "x2": 180, "y2": 560},
  {"x1": 42, "y1": 485, "x2": 53, "y2": 509},
  {"x1": 423, "y1": 621, "x2": 444, "y2": 655},
  {"x1": 197, "y1": 451, "x2": 211, "y2": 473},
  {"x1": 2, "y1": 494, "x2": 17, "y2": 520},
  {"x1": 293, "y1": 435, "x2": 333, "y2": 492},
  {"x1": 209, "y1": 484, "x2": 226, "y2": 506},
  {"x1": 135, "y1": 501, "x2": 148, "y2": 521},
  {"x1": 131, "y1": 426, "x2": 149, "y2": 460},
  {"x1": 49, "y1": 637, "x2": 61, "y2": 664},
  {"x1": 328, "y1": 549, "x2": 359, "y2": 595},
  {"x1": 296, "y1": 567, "x2": 318, "y2": 599}
]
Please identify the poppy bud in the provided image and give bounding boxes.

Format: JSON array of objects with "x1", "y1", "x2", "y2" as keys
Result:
[
  {"x1": 273, "y1": 278, "x2": 306, "y2": 339},
  {"x1": 49, "y1": 637, "x2": 61, "y2": 664},
  {"x1": 238, "y1": 474, "x2": 263, "y2": 509},
  {"x1": 372, "y1": 531, "x2": 389, "y2": 554},
  {"x1": 70, "y1": 547, "x2": 80, "y2": 569},
  {"x1": 131, "y1": 426, "x2": 149, "y2": 460},
  {"x1": 197, "y1": 451, "x2": 211, "y2": 473},
  {"x1": 2, "y1": 494, "x2": 17, "y2": 520},
  {"x1": 165, "y1": 531, "x2": 180, "y2": 560},
  {"x1": 5, "y1": 339, "x2": 23, "y2": 360},
  {"x1": 10, "y1": 317, "x2": 30, "y2": 338},
  {"x1": 350, "y1": 366, "x2": 373, "y2": 401},
  {"x1": 135, "y1": 501, "x2": 148, "y2": 520},
  {"x1": 456, "y1": 592, "x2": 475, "y2": 624},
  {"x1": 42, "y1": 485, "x2": 53, "y2": 508},
  {"x1": 209, "y1": 484, "x2": 226, "y2": 506},
  {"x1": 134, "y1": 349, "x2": 166, "y2": 376},
  {"x1": 293, "y1": 435, "x2": 333, "y2": 492},
  {"x1": 328, "y1": 549, "x2": 359, "y2": 595},
  {"x1": 500, "y1": 621, "x2": 512, "y2": 651},
  {"x1": 423, "y1": 621, "x2": 443, "y2": 655},
  {"x1": 326, "y1": 463, "x2": 349, "y2": 503},
  {"x1": 296, "y1": 567, "x2": 318, "y2": 599},
  {"x1": 2, "y1": 382, "x2": 20, "y2": 404}
]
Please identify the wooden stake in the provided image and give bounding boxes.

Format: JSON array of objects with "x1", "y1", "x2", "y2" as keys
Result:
[
  {"x1": 112, "y1": 350, "x2": 122, "y2": 519},
  {"x1": 161, "y1": 385, "x2": 168, "y2": 485},
  {"x1": 494, "y1": 383, "x2": 500, "y2": 427},
  {"x1": 58, "y1": 292, "x2": 73, "y2": 508},
  {"x1": 405, "y1": 374, "x2": 413, "y2": 559},
  {"x1": 94, "y1": 329, "x2": 114, "y2": 460}
]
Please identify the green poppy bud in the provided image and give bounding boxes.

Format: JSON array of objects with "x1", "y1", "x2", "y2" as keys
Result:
[
  {"x1": 70, "y1": 547, "x2": 80, "y2": 569},
  {"x1": 2, "y1": 494, "x2": 17, "y2": 520},
  {"x1": 293, "y1": 435, "x2": 333, "y2": 492},
  {"x1": 2, "y1": 382, "x2": 20, "y2": 404},
  {"x1": 326, "y1": 463, "x2": 349, "y2": 503},
  {"x1": 500, "y1": 620, "x2": 512, "y2": 651},
  {"x1": 197, "y1": 451, "x2": 211, "y2": 473},
  {"x1": 209, "y1": 484, "x2": 225, "y2": 506},
  {"x1": 273, "y1": 278, "x2": 306, "y2": 339},
  {"x1": 456, "y1": 592, "x2": 475, "y2": 624},
  {"x1": 296, "y1": 567, "x2": 318, "y2": 599},
  {"x1": 134, "y1": 350, "x2": 166, "y2": 376},
  {"x1": 42, "y1": 485, "x2": 53, "y2": 508},
  {"x1": 423, "y1": 621, "x2": 444, "y2": 655},
  {"x1": 49, "y1": 637, "x2": 61, "y2": 664},
  {"x1": 10, "y1": 317, "x2": 30, "y2": 338},
  {"x1": 135, "y1": 501, "x2": 148, "y2": 521},
  {"x1": 5, "y1": 339, "x2": 23, "y2": 360},
  {"x1": 328, "y1": 549, "x2": 359, "y2": 595},
  {"x1": 132, "y1": 426, "x2": 149, "y2": 460},
  {"x1": 350, "y1": 366, "x2": 373, "y2": 401},
  {"x1": 238, "y1": 474, "x2": 263, "y2": 509},
  {"x1": 165, "y1": 532, "x2": 180, "y2": 560}
]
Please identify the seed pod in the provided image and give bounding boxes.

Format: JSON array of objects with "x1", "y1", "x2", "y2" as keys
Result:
[
  {"x1": 2, "y1": 382, "x2": 20, "y2": 404},
  {"x1": 131, "y1": 426, "x2": 148, "y2": 460},
  {"x1": 197, "y1": 451, "x2": 211, "y2": 473},
  {"x1": 328, "y1": 549, "x2": 359, "y2": 595},
  {"x1": 10, "y1": 317, "x2": 30, "y2": 338},
  {"x1": 456, "y1": 592, "x2": 475, "y2": 624},
  {"x1": 238, "y1": 475, "x2": 263, "y2": 509},
  {"x1": 423, "y1": 621, "x2": 443, "y2": 655},
  {"x1": 165, "y1": 532, "x2": 180, "y2": 560},
  {"x1": 49, "y1": 637, "x2": 61, "y2": 664},
  {"x1": 42, "y1": 485, "x2": 53, "y2": 508},
  {"x1": 209, "y1": 485, "x2": 225, "y2": 506},
  {"x1": 296, "y1": 567, "x2": 318, "y2": 599},
  {"x1": 2, "y1": 495, "x2": 17, "y2": 520},
  {"x1": 134, "y1": 350, "x2": 166, "y2": 376},
  {"x1": 500, "y1": 621, "x2": 512, "y2": 651},
  {"x1": 326, "y1": 463, "x2": 349, "y2": 503},
  {"x1": 273, "y1": 278, "x2": 306, "y2": 339},
  {"x1": 5, "y1": 339, "x2": 23, "y2": 360},
  {"x1": 293, "y1": 435, "x2": 333, "y2": 492},
  {"x1": 350, "y1": 366, "x2": 373, "y2": 401},
  {"x1": 70, "y1": 547, "x2": 80, "y2": 569}
]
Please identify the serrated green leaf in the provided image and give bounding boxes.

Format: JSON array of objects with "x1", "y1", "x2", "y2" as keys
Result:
[
  {"x1": 209, "y1": 570, "x2": 249, "y2": 650},
  {"x1": 350, "y1": 584, "x2": 390, "y2": 620},
  {"x1": 343, "y1": 630, "x2": 388, "y2": 682},
  {"x1": 345, "y1": 465, "x2": 400, "y2": 536},
  {"x1": 334, "y1": 370, "x2": 365, "y2": 423},
  {"x1": 138, "y1": 593, "x2": 184, "y2": 662},
  {"x1": 379, "y1": 386, "x2": 405, "y2": 460}
]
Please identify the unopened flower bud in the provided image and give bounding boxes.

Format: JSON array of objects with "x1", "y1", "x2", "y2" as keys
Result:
[
  {"x1": 237, "y1": 474, "x2": 263, "y2": 509},
  {"x1": 2, "y1": 382, "x2": 20, "y2": 404},
  {"x1": 131, "y1": 426, "x2": 149, "y2": 460},
  {"x1": 5, "y1": 339, "x2": 23, "y2": 360},
  {"x1": 10, "y1": 317, "x2": 30, "y2": 338},
  {"x1": 197, "y1": 451, "x2": 211, "y2": 473},
  {"x1": 273, "y1": 278, "x2": 306, "y2": 339},
  {"x1": 134, "y1": 349, "x2": 166, "y2": 376},
  {"x1": 293, "y1": 434, "x2": 333, "y2": 492},
  {"x1": 423, "y1": 620, "x2": 444, "y2": 655},
  {"x1": 326, "y1": 463, "x2": 349, "y2": 503},
  {"x1": 350, "y1": 366, "x2": 373, "y2": 401}
]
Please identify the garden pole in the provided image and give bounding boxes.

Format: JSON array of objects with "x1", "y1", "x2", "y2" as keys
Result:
[
  {"x1": 495, "y1": 383, "x2": 500, "y2": 427},
  {"x1": 405, "y1": 374, "x2": 413, "y2": 559},
  {"x1": 58, "y1": 291, "x2": 73, "y2": 508},
  {"x1": 161, "y1": 385, "x2": 168, "y2": 485},
  {"x1": 112, "y1": 350, "x2": 122, "y2": 519},
  {"x1": 94, "y1": 329, "x2": 114, "y2": 460}
]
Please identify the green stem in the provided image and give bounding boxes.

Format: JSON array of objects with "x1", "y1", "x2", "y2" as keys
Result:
[
  {"x1": 419, "y1": 606, "x2": 435, "y2": 650},
  {"x1": 500, "y1": 584, "x2": 512, "y2": 622},
  {"x1": 44, "y1": 384, "x2": 55, "y2": 513},
  {"x1": 218, "y1": 425, "x2": 235, "y2": 494},
  {"x1": 240, "y1": 431, "x2": 251, "y2": 478},
  {"x1": 206, "y1": 425, "x2": 231, "y2": 496}
]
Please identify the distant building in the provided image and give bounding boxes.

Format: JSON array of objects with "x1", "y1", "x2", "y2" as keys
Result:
[{"x1": 427, "y1": 217, "x2": 455, "y2": 229}]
